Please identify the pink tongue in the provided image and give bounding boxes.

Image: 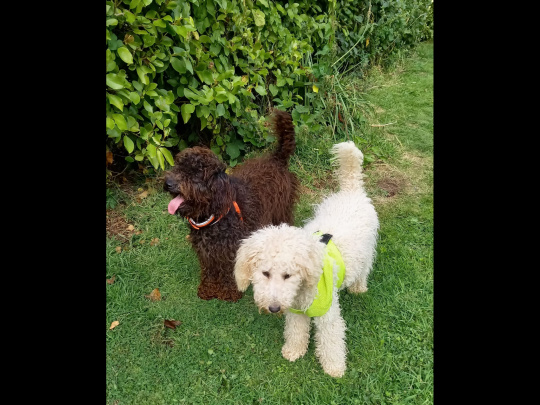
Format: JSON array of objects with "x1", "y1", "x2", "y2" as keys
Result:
[{"x1": 168, "y1": 195, "x2": 184, "y2": 215}]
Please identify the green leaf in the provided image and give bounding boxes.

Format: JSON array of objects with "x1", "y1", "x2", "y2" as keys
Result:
[
  {"x1": 174, "y1": 25, "x2": 188, "y2": 39},
  {"x1": 269, "y1": 84, "x2": 279, "y2": 96},
  {"x1": 126, "y1": 116, "x2": 139, "y2": 131},
  {"x1": 106, "y1": 116, "x2": 115, "y2": 130},
  {"x1": 117, "y1": 47, "x2": 133, "y2": 64},
  {"x1": 160, "y1": 35, "x2": 174, "y2": 48},
  {"x1": 226, "y1": 143, "x2": 240, "y2": 159},
  {"x1": 170, "y1": 57, "x2": 186, "y2": 74},
  {"x1": 132, "y1": 81, "x2": 143, "y2": 92},
  {"x1": 147, "y1": 143, "x2": 157, "y2": 158},
  {"x1": 215, "y1": 92, "x2": 228, "y2": 103},
  {"x1": 252, "y1": 9, "x2": 265, "y2": 27},
  {"x1": 124, "y1": 10, "x2": 136, "y2": 23},
  {"x1": 160, "y1": 147, "x2": 174, "y2": 166},
  {"x1": 108, "y1": 39, "x2": 124, "y2": 51},
  {"x1": 142, "y1": 35, "x2": 156, "y2": 48},
  {"x1": 258, "y1": 0, "x2": 269, "y2": 7},
  {"x1": 217, "y1": 69, "x2": 234, "y2": 81},
  {"x1": 112, "y1": 114, "x2": 128, "y2": 131},
  {"x1": 107, "y1": 93, "x2": 124, "y2": 111},
  {"x1": 106, "y1": 60, "x2": 117, "y2": 72},
  {"x1": 254, "y1": 85, "x2": 267, "y2": 95},
  {"x1": 107, "y1": 127, "x2": 121, "y2": 139},
  {"x1": 106, "y1": 73, "x2": 125, "y2": 90},
  {"x1": 123, "y1": 135, "x2": 135, "y2": 153},
  {"x1": 197, "y1": 105, "x2": 211, "y2": 118},
  {"x1": 136, "y1": 67, "x2": 148, "y2": 85},
  {"x1": 295, "y1": 105, "x2": 310, "y2": 114},
  {"x1": 143, "y1": 100, "x2": 153, "y2": 113},
  {"x1": 129, "y1": 92, "x2": 141, "y2": 104},
  {"x1": 184, "y1": 58, "x2": 193, "y2": 74},
  {"x1": 106, "y1": 18, "x2": 118, "y2": 26},
  {"x1": 155, "y1": 97, "x2": 170, "y2": 111},
  {"x1": 153, "y1": 19, "x2": 166, "y2": 28},
  {"x1": 216, "y1": 104, "x2": 225, "y2": 117},
  {"x1": 181, "y1": 103, "x2": 195, "y2": 123},
  {"x1": 156, "y1": 148, "x2": 165, "y2": 170},
  {"x1": 197, "y1": 69, "x2": 213, "y2": 85}
]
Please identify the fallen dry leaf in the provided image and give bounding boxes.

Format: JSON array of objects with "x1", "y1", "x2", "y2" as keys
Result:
[
  {"x1": 150, "y1": 238, "x2": 160, "y2": 246},
  {"x1": 164, "y1": 319, "x2": 182, "y2": 329},
  {"x1": 106, "y1": 151, "x2": 113, "y2": 165},
  {"x1": 127, "y1": 224, "x2": 135, "y2": 231},
  {"x1": 139, "y1": 190, "x2": 148, "y2": 199},
  {"x1": 135, "y1": 230, "x2": 143, "y2": 235},
  {"x1": 140, "y1": 239, "x2": 146, "y2": 244},
  {"x1": 145, "y1": 288, "x2": 161, "y2": 301},
  {"x1": 109, "y1": 320, "x2": 119, "y2": 330},
  {"x1": 186, "y1": 235, "x2": 191, "y2": 240},
  {"x1": 115, "y1": 246, "x2": 122, "y2": 253},
  {"x1": 106, "y1": 275, "x2": 116, "y2": 285}
]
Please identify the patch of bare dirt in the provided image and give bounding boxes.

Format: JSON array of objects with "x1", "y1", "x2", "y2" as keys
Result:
[
  {"x1": 377, "y1": 177, "x2": 405, "y2": 197},
  {"x1": 364, "y1": 150, "x2": 432, "y2": 207},
  {"x1": 106, "y1": 209, "x2": 141, "y2": 243}
]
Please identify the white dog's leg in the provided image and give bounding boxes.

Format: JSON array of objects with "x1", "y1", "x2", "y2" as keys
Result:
[
  {"x1": 348, "y1": 273, "x2": 368, "y2": 294},
  {"x1": 282, "y1": 312, "x2": 311, "y2": 362},
  {"x1": 313, "y1": 293, "x2": 347, "y2": 377}
]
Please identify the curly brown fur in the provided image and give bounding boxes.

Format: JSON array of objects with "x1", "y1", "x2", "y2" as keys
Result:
[{"x1": 163, "y1": 110, "x2": 300, "y2": 302}]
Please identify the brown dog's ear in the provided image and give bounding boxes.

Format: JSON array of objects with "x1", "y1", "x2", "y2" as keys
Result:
[
  {"x1": 234, "y1": 239, "x2": 260, "y2": 291},
  {"x1": 209, "y1": 171, "x2": 232, "y2": 216}
]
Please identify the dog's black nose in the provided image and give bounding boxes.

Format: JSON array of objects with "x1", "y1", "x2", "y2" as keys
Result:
[
  {"x1": 269, "y1": 305, "x2": 281, "y2": 313},
  {"x1": 164, "y1": 178, "x2": 175, "y2": 191}
]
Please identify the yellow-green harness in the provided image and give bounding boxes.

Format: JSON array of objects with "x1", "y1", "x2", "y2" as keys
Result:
[{"x1": 289, "y1": 232, "x2": 345, "y2": 317}]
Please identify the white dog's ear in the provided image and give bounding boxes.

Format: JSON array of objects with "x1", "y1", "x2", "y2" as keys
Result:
[
  {"x1": 297, "y1": 247, "x2": 325, "y2": 291},
  {"x1": 234, "y1": 240, "x2": 259, "y2": 291}
]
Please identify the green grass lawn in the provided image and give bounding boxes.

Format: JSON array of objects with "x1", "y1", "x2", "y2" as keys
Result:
[{"x1": 106, "y1": 41, "x2": 433, "y2": 405}]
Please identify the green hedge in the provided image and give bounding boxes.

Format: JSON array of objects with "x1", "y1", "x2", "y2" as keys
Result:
[
  {"x1": 106, "y1": 0, "x2": 432, "y2": 173},
  {"x1": 334, "y1": 0, "x2": 433, "y2": 68}
]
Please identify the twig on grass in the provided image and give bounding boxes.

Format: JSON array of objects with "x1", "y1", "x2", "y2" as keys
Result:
[{"x1": 370, "y1": 122, "x2": 395, "y2": 127}]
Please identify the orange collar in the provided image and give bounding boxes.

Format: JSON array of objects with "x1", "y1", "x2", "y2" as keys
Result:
[{"x1": 187, "y1": 201, "x2": 243, "y2": 230}]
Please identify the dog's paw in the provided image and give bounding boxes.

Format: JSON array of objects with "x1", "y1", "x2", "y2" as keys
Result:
[
  {"x1": 348, "y1": 285, "x2": 368, "y2": 294},
  {"x1": 323, "y1": 365, "x2": 345, "y2": 378},
  {"x1": 281, "y1": 345, "x2": 307, "y2": 362}
]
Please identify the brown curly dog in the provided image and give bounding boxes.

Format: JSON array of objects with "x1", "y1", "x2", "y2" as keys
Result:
[{"x1": 163, "y1": 110, "x2": 299, "y2": 302}]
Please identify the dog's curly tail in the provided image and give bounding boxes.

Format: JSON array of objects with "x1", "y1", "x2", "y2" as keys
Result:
[
  {"x1": 330, "y1": 141, "x2": 365, "y2": 192},
  {"x1": 270, "y1": 109, "x2": 296, "y2": 164}
]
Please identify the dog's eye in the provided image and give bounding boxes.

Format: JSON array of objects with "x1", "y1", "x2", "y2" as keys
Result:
[
  {"x1": 283, "y1": 274, "x2": 290, "y2": 280},
  {"x1": 262, "y1": 271, "x2": 270, "y2": 278}
]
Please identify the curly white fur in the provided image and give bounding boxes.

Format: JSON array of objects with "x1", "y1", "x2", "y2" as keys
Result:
[{"x1": 234, "y1": 141, "x2": 379, "y2": 377}]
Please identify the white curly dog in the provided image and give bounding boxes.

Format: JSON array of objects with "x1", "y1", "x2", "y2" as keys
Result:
[{"x1": 234, "y1": 141, "x2": 379, "y2": 377}]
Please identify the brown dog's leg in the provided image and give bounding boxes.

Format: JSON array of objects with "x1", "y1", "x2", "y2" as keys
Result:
[
  {"x1": 196, "y1": 258, "x2": 243, "y2": 302},
  {"x1": 215, "y1": 269, "x2": 243, "y2": 302}
]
